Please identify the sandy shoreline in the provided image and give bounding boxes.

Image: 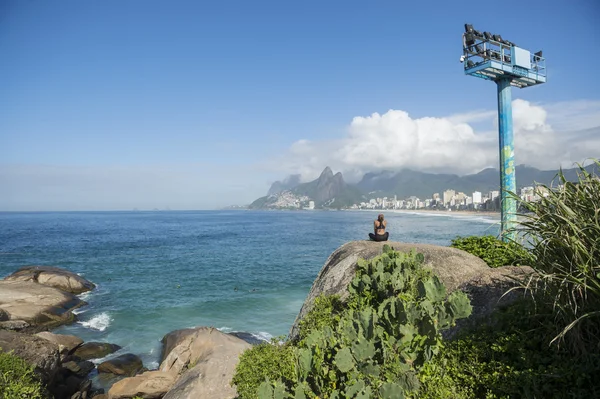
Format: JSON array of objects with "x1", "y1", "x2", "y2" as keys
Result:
[{"x1": 353, "y1": 208, "x2": 500, "y2": 218}]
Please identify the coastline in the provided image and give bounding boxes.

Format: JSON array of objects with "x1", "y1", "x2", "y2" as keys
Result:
[{"x1": 389, "y1": 209, "x2": 500, "y2": 217}]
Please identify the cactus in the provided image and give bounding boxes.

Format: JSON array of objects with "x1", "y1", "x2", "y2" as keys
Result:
[{"x1": 245, "y1": 248, "x2": 472, "y2": 399}]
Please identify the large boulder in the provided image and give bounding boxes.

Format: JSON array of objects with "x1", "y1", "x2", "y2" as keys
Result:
[
  {"x1": 289, "y1": 241, "x2": 533, "y2": 340},
  {"x1": 161, "y1": 327, "x2": 251, "y2": 399},
  {"x1": 108, "y1": 371, "x2": 177, "y2": 399},
  {"x1": 74, "y1": 342, "x2": 122, "y2": 360},
  {"x1": 0, "y1": 330, "x2": 61, "y2": 385},
  {"x1": 35, "y1": 332, "x2": 84, "y2": 359},
  {"x1": 0, "y1": 280, "x2": 84, "y2": 332},
  {"x1": 98, "y1": 353, "x2": 144, "y2": 376},
  {"x1": 4, "y1": 266, "x2": 95, "y2": 294}
]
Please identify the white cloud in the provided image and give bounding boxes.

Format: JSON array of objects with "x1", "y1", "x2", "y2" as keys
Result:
[{"x1": 273, "y1": 99, "x2": 600, "y2": 181}]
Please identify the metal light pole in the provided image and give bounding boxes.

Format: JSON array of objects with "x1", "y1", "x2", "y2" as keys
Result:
[{"x1": 461, "y1": 24, "x2": 546, "y2": 241}]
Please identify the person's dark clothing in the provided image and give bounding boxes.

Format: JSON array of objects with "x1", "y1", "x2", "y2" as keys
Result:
[{"x1": 369, "y1": 232, "x2": 389, "y2": 242}]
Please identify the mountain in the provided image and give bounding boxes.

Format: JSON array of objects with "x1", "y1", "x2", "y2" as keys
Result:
[
  {"x1": 356, "y1": 164, "x2": 599, "y2": 199},
  {"x1": 292, "y1": 167, "x2": 365, "y2": 208},
  {"x1": 267, "y1": 174, "x2": 301, "y2": 196},
  {"x1": 249, "y1": 167, "x2": 365, "y2": 209}
]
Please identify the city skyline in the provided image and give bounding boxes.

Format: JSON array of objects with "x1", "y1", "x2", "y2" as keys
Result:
[{"x1": 1, "y1": 0, "x2": 599, "y2": 211}]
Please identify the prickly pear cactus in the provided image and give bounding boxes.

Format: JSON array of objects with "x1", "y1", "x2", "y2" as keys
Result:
[{"x1": 254, "y1": 248, "x2": 472, "y2": 399}]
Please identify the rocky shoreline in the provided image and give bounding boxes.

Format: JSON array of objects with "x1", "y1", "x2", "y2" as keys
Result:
[{"x1": 0, "y1": 242, "x2": 532, "y2": 399}]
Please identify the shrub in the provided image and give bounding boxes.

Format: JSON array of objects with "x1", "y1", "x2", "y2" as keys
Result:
[
  {"x1": 511, "y1": 160, "x2": 600, "y2": 352},
  {"x1": 297, "y1": 295, "x2": 344, "y2": 343},
  {"x1": 244, "y1": 246, "x2": 472, "y2": 399},
  {"x1": 0, "y1": 349, "x2": 46, "y2": 399},
  {"x1": 231, "y1": 339, "x2": 298, "y2": 399},
  {"x1": 450, "y1": 235, "x2": 530, "y2": 268},
  {"x1": 416, "y1": 299, "x2": 600, "y2": 399}
]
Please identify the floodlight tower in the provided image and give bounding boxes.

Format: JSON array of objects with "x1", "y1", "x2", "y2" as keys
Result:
[{"x1": 461, "y1": 24, "x2": 546, "y2": 241}]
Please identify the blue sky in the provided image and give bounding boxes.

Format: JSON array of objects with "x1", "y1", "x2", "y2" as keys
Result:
[{"x1": 1, "y1": 0, "x2": 599, "y2": 210}]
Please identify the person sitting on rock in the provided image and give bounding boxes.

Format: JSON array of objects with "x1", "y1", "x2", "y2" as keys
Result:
[{"x1": 369, "y1": 213, "x2": 389, "y2": 242}]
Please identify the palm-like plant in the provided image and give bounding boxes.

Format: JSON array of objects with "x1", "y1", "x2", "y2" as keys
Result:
[{"x1": 510, "y1": 160, "x2": 600, "y2": 353}]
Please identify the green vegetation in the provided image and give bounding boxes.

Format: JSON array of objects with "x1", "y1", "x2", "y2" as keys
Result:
[
  {"x1": 234, "y1": 162, "x2": 600, "y2": 398},
  {"x1": 417, "y1": 300, "x2": 600, "y2": 399},
  {"x1": 0, "y1": 350, "x2": 46, "y2": 399},
  {"x1": 450, "y1": 235, "x2": 530, "y2": 268},
  {"x1": 233, "y1": 247, "x2": 472, "y2": 398},
  {"x1": 511, "y1": 160, "x2": 600, "y2": 353}
]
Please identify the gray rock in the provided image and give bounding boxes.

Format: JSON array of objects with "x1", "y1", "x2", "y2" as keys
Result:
[
  {"x1": 0, "y1": 319, "x2": 30, "y2": 331},
  {"x1": 35, "y1": 331, "x2": 84, "y2": 357},
  {"x1": 74, "y1": 342, "x2": 122, "y2": 361},
  {"x1": 98, "y1": 353, "x2": 143, "y2": 376},
  {"x1": 161, "y1": 327, "x2": 251, "y2": 399},
  {"x1": 288, "y1": 241, "x2": 533, "y2": 340},
  {"x1": 0, "y1": 329, "x2": 61, "y2": 385},
  {"x1": 0, "y1": 308, "x2": 9, "y2": 321},
  {"x1": 4, "y1": 265, "x2": 95, "y2": 294},
  {"x1": 0, "y1": 280, "x2": 84, "y2": 332}
]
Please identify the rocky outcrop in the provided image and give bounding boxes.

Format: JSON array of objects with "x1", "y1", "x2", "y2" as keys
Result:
[
  {"x1": 107, "y1": 371, "x2": 176, "y2": 399},
  {"x1": 4, "y1": 266, "x2": 95, "y2": 294},
  {"x1": 35, "y1": 332, "x2": 84, "y2": 360},
  {"x1": 160, "y1": 327, "x2": 251, "y2": 399},
  {"x1": 289, "y1": 241, "x2": 533, "y2": 340},
  {"x1": 0, "y1": 280, "x2": 85, "y2": 332},
  {"x1": 0, "y1": 330, "x2": 61, "y2": 385},
  {"x1": 98, "y1": 353, "x2": 144, "y2": 376},
  {"x1": 74, "y1": 342, "x2": 122, "y2": 360}
]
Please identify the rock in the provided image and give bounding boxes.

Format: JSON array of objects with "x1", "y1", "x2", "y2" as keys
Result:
[
  {"x1": 108, "y1": 371, "x2": 177, "y2": 399},
  {"x1": 0, "y1": 319, "x2": 30, "y2": 331},
  {"x1": 0, "y1": 308, "x2": 9, "y2": 321},
  {"x1": 0, "y1": 330, "x2": 61, "y2": 385},
  {"x1": 74, "y1": 342, "x2": 122, "y2": 360},
  {"x1": 98, "y1": 353, "x2": 143, "y2": 376},
  {"x1": 229, "y1": 331, "x2": 267, "y2": 345},
  {"x1": 36, "y1": 332, "x2": 84, "y2": 357},
  {"x1": 0, "y1": 280, "x2": 84, "y2": 331},
  {"x1": 4, "y1": 265, "x2": 95, "y2": 294},
  {"x1": 288, "y1": 241, "x2": 533, "y2": 340},
  {"x1": 92, "y1": 395, "x2": 108, "y2": 399},
  {"x1": 62, "y1": 360, "x2": 95, "y2": 378},
  {"x1": 161, "y1": 327, "x2": 251, "y2": 399}
]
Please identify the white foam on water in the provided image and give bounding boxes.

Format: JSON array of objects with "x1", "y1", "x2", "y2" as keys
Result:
[
  {"x1": 147, "y1": 361, "x2": 159, "y2": 370},
  {"x1": 77, "y1": 291, "x2": 92, "y2": 301},
  {"x1": 79, "y1": 312, "x2": 112, "y2": 332},
  {"x1": 217, "y1": 326, "x2": 232, "y2": 333},
  {"x1": 72, "y1": 307, "x2": 89, "y2": 315},
  {"x1": 252, "y1": 331, "x2": 273, "y2": 342}
]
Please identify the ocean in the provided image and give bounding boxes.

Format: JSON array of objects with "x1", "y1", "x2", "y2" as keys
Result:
[{"x1": 0, "y1": 210, "x2": 499, "y2": 374}]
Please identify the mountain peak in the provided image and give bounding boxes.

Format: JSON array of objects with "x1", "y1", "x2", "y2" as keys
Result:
[{"x1": 319, "y1": 166, "x2": 334, "y2": 180}]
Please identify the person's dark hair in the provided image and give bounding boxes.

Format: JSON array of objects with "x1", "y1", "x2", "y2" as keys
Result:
[{"x1": 378, "y1": 214, "x2": 384, "y2": 222}]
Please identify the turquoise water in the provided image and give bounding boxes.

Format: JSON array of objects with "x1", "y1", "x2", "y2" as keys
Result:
[{"x1": 0, "y1": 210, "x2": 498, "y2": 370}]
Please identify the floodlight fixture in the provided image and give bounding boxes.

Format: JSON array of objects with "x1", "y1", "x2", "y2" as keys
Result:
[{"x1": 460, "y1": 23, "x2": 547, "y2": 241}]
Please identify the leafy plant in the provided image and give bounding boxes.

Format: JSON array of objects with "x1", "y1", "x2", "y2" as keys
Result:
[
  {"x1": 249, "y1": 245, "x2": 472, "y2": 399},
  {"x1": 509, "y1": 160, "x2": 600, "y2": 352},
  {"x1": 297, "y1": 295, "x2": 344, "y2": 343},
  {"x1": 416, "y1": 299, "x2": 600, "y2": 399},
  {"x1": 450, "y1": 235, "x2": 530, "y2": 268},
  {"x1": 232, "y1": 338, "x2": 298, "y2": 399},
  {"x1": 0, "y1": 349, "x2": 47, "y2": 399}
]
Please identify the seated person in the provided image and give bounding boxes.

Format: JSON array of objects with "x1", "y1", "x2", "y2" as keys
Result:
[{"x1": 369, "y1": 213, "x2": 389, "y2": 242}]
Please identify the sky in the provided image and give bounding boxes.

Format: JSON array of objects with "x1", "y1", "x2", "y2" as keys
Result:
[{"x1": 1, "y1": 0, "x2": 599, "y2": 211}]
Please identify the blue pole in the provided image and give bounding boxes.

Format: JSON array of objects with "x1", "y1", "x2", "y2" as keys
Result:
[{"x1": 496, "y1": 77, "x2": 517, "y2": 241}]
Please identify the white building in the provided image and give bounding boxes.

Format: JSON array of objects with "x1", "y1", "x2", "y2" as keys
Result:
[{"x1": 472, "y1": 191, "x2": 482, "y2": 204}]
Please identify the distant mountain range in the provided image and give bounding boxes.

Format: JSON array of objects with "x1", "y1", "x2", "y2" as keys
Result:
[{"x1": 249, "y1": 163, "x2": 598, "y2": 209}]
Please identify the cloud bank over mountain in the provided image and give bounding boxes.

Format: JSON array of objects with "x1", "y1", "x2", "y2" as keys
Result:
[{"x1": 274, "y1": 99, "x2": 600, "y2": 183}]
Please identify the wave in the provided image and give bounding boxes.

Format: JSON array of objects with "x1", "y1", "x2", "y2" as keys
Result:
[
  {"x1": 73, "y1": 307, "x2": 89, "y2": 315},
  {"x1": 79, "y1": 312, "x2": 112, "y2": 331},
  {"x1": 252, "y1": 331, "x2": 273, "y2": 342}
]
